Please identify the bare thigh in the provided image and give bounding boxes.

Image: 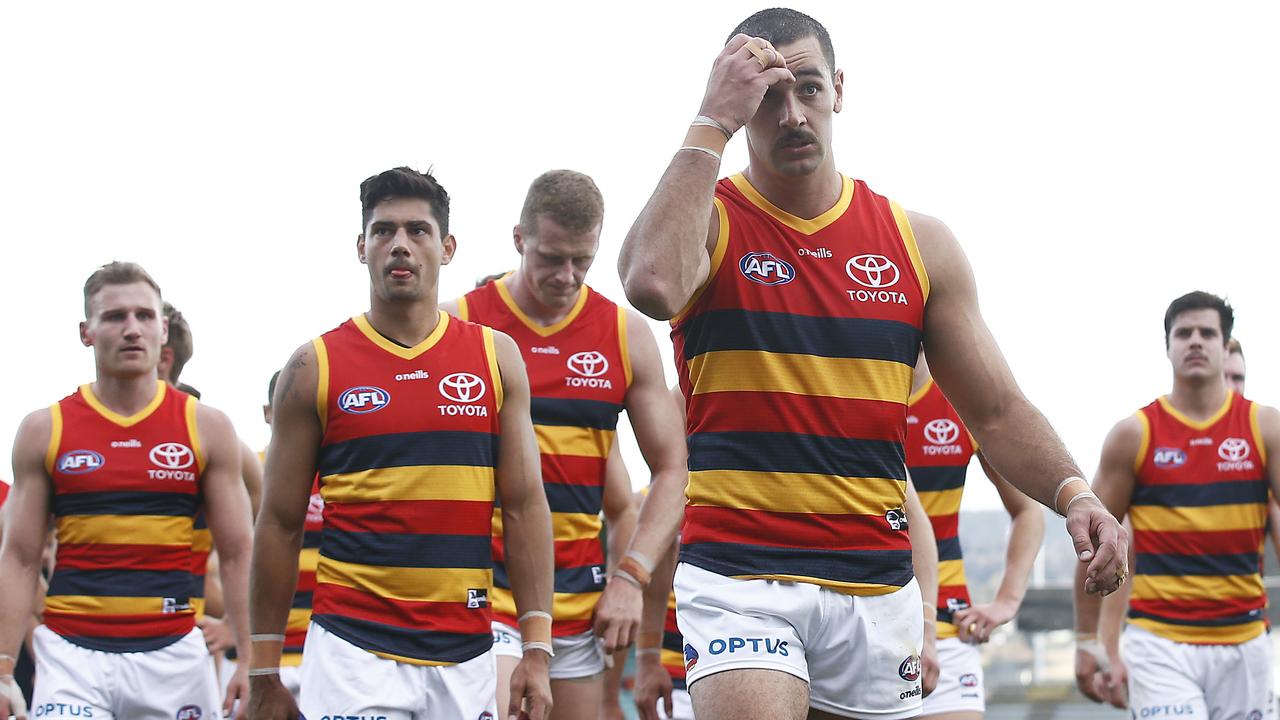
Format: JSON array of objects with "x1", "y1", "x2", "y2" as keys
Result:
[
  {"x1": 549, "y1": 673, "x2": 603, "y2": 720},
  {"x1": 690, "y1": 668, "x2": 809, "y2": 720}
]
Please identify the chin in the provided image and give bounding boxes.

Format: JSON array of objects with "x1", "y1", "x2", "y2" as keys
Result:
[{"x1": 772, "y1": 156, "x2": 824, "y2": 177}]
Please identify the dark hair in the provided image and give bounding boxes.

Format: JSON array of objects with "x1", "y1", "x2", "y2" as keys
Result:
[
  {"x1": 519, "y1": 170, "x2": 604, "y2": 235},
  {"x1": 163, "y1": 302, "x2": 193, "y2": 383},
  {"x1": 1227, "y1": 337, "x2": 1243, "y2": 358},
  {"x1": 83, "y1": 261, "x2": 162, "y2": 317},
  {"x1": 729, "y1": 8, "x2": 835, "y2": 75},
  {"x1": 359, "y1": 166, "x2": 451, "y2": 237},
  {"x1": 267, "y1": 369, "x2": 282, "y2": 404},
  {"x1": 1163, "y1": 291, "x2": 1233, "y2": 347},
  {"x1": 176, "y1": 382, "x2": 201, "y2": 399}
]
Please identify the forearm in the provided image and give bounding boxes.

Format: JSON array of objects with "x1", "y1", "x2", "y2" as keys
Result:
[
  {"x1": 1073, "y1": 562, "x2": 1104, "y2": 634},
  {"x1": 218, "y1": 540, "x2": 253, "y2": 662},
  {"x1": 248, "y1": 520, "x2": 303, "y2": 665},
  {"x1": 907, "y1": 515, "x2": 938, "y2": 607},
  {"x1": 993, "y1": 508, "x2": 1045, "y2": 608},
  {"x1": 971, "y1": 402, "x2": 1082, "y2": 510},
  {"x1": 640, "y1": 545, "x2": 678, "y2": 636},
  {"x1": 619, "y1": 153, "x2": 719, "y2": 319},
  {"x1": 502, "y1": 497, "x2": 555, "y2": 618},
  {"x1": 606, "y1": 505, "x2": 638, "y2": 574},
  {"x1": 1098, "y1": 579, "x2": 1130, "y2": 655},
  {"x1": 0, "y1": 552, "x2": 40, "y2": 663},
  {"x1": 621, "y1": 468, "x2": 686, "y2": 567}
]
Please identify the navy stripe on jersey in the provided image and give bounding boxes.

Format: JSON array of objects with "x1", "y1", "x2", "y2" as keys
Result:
[
  {"x1": 292, "y1": 591, "x2": 314, "y2": 610},
  {"x1": 52, "y1": 491, "x2": 199, "y2": 518},
  {"x1": 48, "y1": 569, "x2": 194, "y2": 598},
  {"x1": 680, "y1": 309, "x2": 922, "y2": 364},
  {"x1": 545, "y1": 483, "x2": 605, "y2": 515},
  {"x1": 530, "y1": 397, "x2": 623, "y2": 431},
  {"x1": 689, "y1": 431, "x2": 906, "y2": 481},
  {"x1": 681, "y1": 543, "x2": 914, "y2": 587},
  {"x1": 908, "y1": 467, "x2": 967, "y2": 493},
  {"x1": 317, "y1": 431, "x2": 499, "y2": 476},
  {"x1": 320, "y1": 531, "x2": 491, "y2": 569},
  {"x1": 663, "y1": 630, "x2": 683, "y2": 652},
  {"x1": 302, "y1": 530, "x2": 324, "y2": 548},
  {"x1": 937, "y1": 537, "x2": 962, "y2": 563},
  {"x1": 1132, "y1": 479, "x2": 1268, "y2": 508},
  {"x1": 54, "y1": 633, "x2": 189, "y2": 653},
  {"x1": 311, "y1": 615, "x2": 491, "y2": 665},
  {"x1": 494, "y1": 563, "x2": 605, "y2": 595},
  {"x1": 1128, "y1": 609, "x2": 1264, "y2": 628},
  {"x1": 1136, "y1": 551, "x2": 1261, "y2": 577}
]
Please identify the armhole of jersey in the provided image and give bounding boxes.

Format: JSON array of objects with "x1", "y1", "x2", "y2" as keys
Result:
[
  {"x1": 618, "y1": 306, "x2": 634, "y2": 388},
  {"x1": 44, "y1": 403, "x2": 63, "y2": 475},
  {"x1": 456, "y1": 295, "x2": 470, "y2": 321},
  {"x1": 890, "y1": 200, "x2": 931, "y2": 304},
  {"x1": 1133, "y1": 411, "x2": 1151, "y2": 475},
  {"x1": 312, "y1": 337, "x2": 330, "y2": 434},
  {"x1": 185, "y1": 395, "x2": 206, "y2": 473},
  {"x1": 1250, "y1": 402, "x2": 1268, "y2": 466},
  {"x1": 969, "y1": 431, "x2": 980, "y2": 454},
  {"x1": 671, "y1": 196, "x2": 731, "y2": 326},
  {"x1": 483, "y1": 327, "x2": 504, "y2": 412}
]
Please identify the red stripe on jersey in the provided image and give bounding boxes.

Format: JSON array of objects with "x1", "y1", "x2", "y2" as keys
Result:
[
  {"x1": 54, "y1": 543, "x2": 194, "y2": 571},
  {"x1": 685, "y1": 391, "x2": 905, "y2": 442},
  {"x1": 44, "y1": 610, "x2": 194, "y2": 639},
  {"x1": 312, "y1": 582, "x2": 487, "y2": 635},
  {"x1": 1134, "y1": 528, "x2": 1264, "y2": 556},
  {"x1": 682, "y1": 505, "x2": 911, "y2": 552},
  {"x1": 1131, "y1": 595, "x2": 1265, "y2": 620},
  {"x1": 324, "y1": 499, "x2": 494, "y2": 536}
]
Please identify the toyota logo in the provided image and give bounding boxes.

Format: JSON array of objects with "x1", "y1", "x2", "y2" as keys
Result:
[
  {"x1": 845, "y1": 254, "x2": 900, "y2": 288},
  {"x1": 439, "y1": 372, "x2": 486, "y2": 403},
  {"x1": 150, "y1": 442, "x2": 195, "y2": 469},
  {"x1": 923, "y1": 419, "x2": 960, "y2": 446},
  {"x1": 567, "y1": 351, "x2": 609, "y2": 378},
  {"x1": 1219, "y1": 437, "x2": 1251, "y2": 462}
]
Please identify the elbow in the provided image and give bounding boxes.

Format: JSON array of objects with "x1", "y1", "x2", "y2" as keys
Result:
[{"x1": 619, "y1": 266, "x2": 682, "y2": 321}]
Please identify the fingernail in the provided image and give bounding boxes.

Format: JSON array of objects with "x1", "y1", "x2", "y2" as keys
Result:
[{"x1": 1080, "y1": 551, "x2": 1094, "y2": 561}]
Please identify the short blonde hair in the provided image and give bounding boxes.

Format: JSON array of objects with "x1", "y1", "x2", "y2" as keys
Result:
[{"x1": 83, "y1": 261, "x2": 162, "y2": 317}]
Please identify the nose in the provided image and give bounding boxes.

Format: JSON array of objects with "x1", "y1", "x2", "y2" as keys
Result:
[
  {"x1": 390, "y1": 227, "x2": 411, "y2": 255},
  {"x1": 778, "y1": 92, "x2": 805, "y2": 130}
]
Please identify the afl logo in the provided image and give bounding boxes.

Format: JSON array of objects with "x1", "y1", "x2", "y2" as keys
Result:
[
  {"x1": 149, "y1": 442, "x2": 195, "y2": 469},
  {"x1": 739, "y1": 252, "x2": 795, "y2": 285},
  {"x1": 1153, "y1": 447, "x2": 1187, "y2": 468},
  {"x1": 567, "y1": 351, "x2": 609, "y2": 378},
  {"x1": 845, "y1": 254, "x2": 900, "y2": 288},
  {"x1": 960, "y1": 673, "x2": 978, "y2": 688},
  {"x1": 923, "y1": 418, "x2": 960, "y2": 445},
  {"x1": 898, "y1": 655, "x2": 921, "y2": 682},
  {"x1": 338, "y1": 386, "x2": 391, "y2": 414},
  {"x1": 175, "y1": 705, "x2": 202, "y2": 720},
  {"x1": 439, "y1": 372, "x2": 486, "y2": 403},
  {"x1": 58, "y1": 449, "x2": 104, "y2": 474},
  {"x1": 1218, "y1": 438, "x2": 1251, "y2": 462}
]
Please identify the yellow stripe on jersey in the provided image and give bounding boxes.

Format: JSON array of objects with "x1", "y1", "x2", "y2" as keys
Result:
[
  {"x1": 45, "y1": 403, "x2": 63, "y2": 475},
  {"x1": 1133, "y1": 411, "x2": 1152, "y2": 474},
  {"x1": 687, "y1": 469, "x2": 905, "y2": 515},
  {"x1": 733, "y1": 572, "x2": 899, "y2": 597},
  {"x1": 483, "y1": 326, "x2": 504, "y2": 412},
  {"x1": 660, "y1": 648, "x2": 684, "y2": 670},
  {"x1": 280, "y1": 653, "x2": 304, "y2": 668},
  {"x1": 1251, "y1": 403, "x2": 1268, "y2": 465},
  {"x1": 1129, "y1": 617, "x2": 1264, "y2": 645},
  {"x1": 312, "y1": 337, "x2": 330, "y2": 433},
  {"x1": 552, "y1": 511, "x2": 603, "y2": 541},
  {"x1": 315, "y1": 558, "x2": 492, "y2": 604},
  {"x1": 918, "y1": 487, "x2": 963, "y2": 516},
  {"x1": 191, "y1": 529, "x2": 213, "y2": 554},
  {"x1": 617, "y1": 306, "x2": 633, "y2": 388},
  {"x1": 56, "y1": 514, "x2": 193, "y2": 546},
  {"x1": 286, "y1": 607, "x2": 312, "y2": 633},
  {"x1": 45, "y1": 595, "x2": 178, "y2": 615},
  {"x1": 534, "y1": 425, "x2": 614, "y2": 459},
  {"x1": 368, "y1": 649, "x2": 453, "y2": 667},
  {"x1": 456, "y1": 295, "x2": 470, "y2": 322},
  {"x1": 184, "y1": 395, "x2": 206, "y2": 473},
  {"x1": 490, "y1": 586, "x2": 516, "y2": 618},
  {"x1": 672, "y1": 197, "x2": 730, "y2": 325},
  {"x1": 686, "y1": 351, "x2": 912, "y2": 404},
  {"x1": 80, "y1": 381, "x2": 167, "y2": 428},
  {"x1": 1132, "y1": 573, "x2": 1264, "y2": 601},
  {"x1": 1130, "y1": 504, "x2": 1266, "y2": 533},
  {"x1": 320, "y1": 465, "x2": 495, "y2": 504},
  {"x1": 553, "y1": 589, "x2": 602, "y2": 621},
  {"x1": 889, "y1": 200, "x2": 930, "y2": 303},
  {"x1": 938, "y1": 559, "x2": 966, "y2": 588},
  {"x1": 298, "y1": 548, "x2": 320, "y2": 574}
]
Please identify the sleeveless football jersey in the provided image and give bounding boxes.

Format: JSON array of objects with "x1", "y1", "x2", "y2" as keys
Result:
[
  {"x1": 663, "y1": 591, "x2": 687, "y2": 690},
  {"x1": 1129, "y1": 391, "x2": 1269, "y2": 644},
  {"x1": 311, "y1": 312, "x2": 501, "y2": 665},
  {"x1": 44, "y1": 381, "x2": 203, "y2": 652},
  {"x1": 190, "y1": 508, "x2": 211, "y2": 618},
  {"x1": 459, "y1": 278, "x2": 630, "y2": 636},
  {"x1": 672, "y1": 173, "x2": 928, "y2": 594},
  {"x1": 906, "y1": 379, "x2": 977, "y2": 639}
]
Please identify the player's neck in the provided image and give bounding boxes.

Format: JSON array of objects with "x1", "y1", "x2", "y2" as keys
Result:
[
  {"x1": 504, "y1": 272, "x2": 575, "y2": 327},
  {"x1": 90, "y1": 371, "x2": 161, "y2": 416},
  {"x1": 1167, "y1": 377, "x2": 1230, "y2": 420},
  {"x1": 365, "y1": 296, "x2": 442, "y2": 347},
  {"x1": 742, "y1": 161, "x2": 843, "y2": 221}
]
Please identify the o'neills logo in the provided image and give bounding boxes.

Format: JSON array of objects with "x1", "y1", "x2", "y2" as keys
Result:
[
  {"x1": 1217, "y1": 437, "x2": 1255, "y2": 472},
  {"x1": 395, "y1": 370, "x2": 429, "y2": 381}
]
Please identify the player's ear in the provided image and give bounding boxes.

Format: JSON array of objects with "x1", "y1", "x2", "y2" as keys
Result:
[
  {"x1": 441, "y1": 234, "x2": 457, "y2": 266},
  {"x1": 79, "y1": 320, "x2": 92, "y2": 347},
  {"x1": 513, "y1": 224, "x2": 526, "y2": 255},
  {"x1": 832, "y1": 68, "x2": 844, "y2": 113},
  {"x1": 356, "y1": 234, "x2": 367, "y2": 264}
]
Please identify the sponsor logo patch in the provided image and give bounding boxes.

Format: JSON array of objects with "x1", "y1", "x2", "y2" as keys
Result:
[
  {"x1": 57, "y1": 449, "x2": 104, "y2": 474},
  {"x1": 466, "y1": 588, "x2": 488, "y2": 609},
  {"x1": 960, "y1": 673, "x2": 979, "y2": 688},
  {"x1": 1153, "y1": 447, "x2": 1187, "y2": 468},
  {"x1": 1217, "y1": 437, "x2": 1256, "y2": 471},
  {"x1": 707, "y1": 637, "x2": 789, "y2": 656},
  {"x1": 150, "y1": 442, "x2": 195, "y2": 469},
  {"x1": 176, "y1": 706, "x2": 202, "y2": 720},
  {"x1": 739, "y1": 252, "x2": 795, "y2": 286},
  {"x1": 567, "y1": 351, "x2": 609, "y2": 378},
  {"x1": 846, "y1": 254, "x2": 900, "y2": 288},
  {"x1": 684, "y1": 643, "x2": 699, "y2": 670},
  {"x1": 439, "y1": 373, "x2": 486, "y2": 403},
  {"x1": 394, "y1": 370, "x2": 429, "y2": 381},
  {"x1": 338, "y1": 385, "x2": 391, "y2": 414},
  {"x1": 898, "y1": 655, "x2": 921, "y2": 682},
  {"x1": 885, "y1": 507, "x2": 909, "y2": 531}
]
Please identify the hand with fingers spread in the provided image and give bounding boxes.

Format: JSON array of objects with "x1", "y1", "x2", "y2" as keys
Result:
[
  {"x1": 697, "y1": 34, "x2": 795, "y2": 136},
  {"x1": 507, "y1": 650, "x2": 552, "y2": 720},
  {"x1": 1067, "y1": 494, "x2": 1128, "y2": 596}
]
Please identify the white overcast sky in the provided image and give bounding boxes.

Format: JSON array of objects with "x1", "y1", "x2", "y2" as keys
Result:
[{"x1": 2, "y1": 2, "x2": 1276, "y2": 512}]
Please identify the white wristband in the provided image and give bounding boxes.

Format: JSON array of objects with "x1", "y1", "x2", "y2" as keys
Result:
[
  {"x1": 522, "y1": 641, "x2": 555, "y2": 657},
  {"x1": 624, "y1": 549, "x2": 655, "y2": 574},
  {"x1": 679, "y1": 145, "x2": 722, "y2": 162},
  {"x1": 519, "y1": 610, "x2": 552, "y2": 623},
  {"x1": 247, "y1": 667, "x2": 280, "y2": 677},
  {"x1": 250, "y1": 633, "x2": 285, "y2": 642},
  {"x1": 1065, "y1": 491, "x2": 1100, "y2": 516},
  {"x1": 612, "y1": 569, "x2": 643, "y2": 589},
  {"x1": 1077, "y1": 639, "x2": 1109, "y2": 671}
]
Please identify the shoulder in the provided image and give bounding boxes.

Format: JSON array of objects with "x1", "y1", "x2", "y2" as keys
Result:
[
  {"x1": 903, "y1": 209, "x2": 962, "y2": 269},
  {"x1": 193, "y1": 402, "x2": 236, "y2": 444},
  {"x1": 14, "y1": 406, "x2": 55, "y2": 456},
  {"x1": 1104, "y1": 413, "x2": 1146, "y2": 455},
  {"x1": 1254, "y1": 402, "x2": 1280, "y2": 439}
]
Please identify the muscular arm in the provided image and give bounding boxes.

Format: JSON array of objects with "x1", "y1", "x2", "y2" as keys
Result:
[
  {"x1": 250, "y1": 345, "x2": 321, "y2": 669},
  {"x1": 912, "y1": 211, "x2": 1126, "y2": 593},
  {"x1": 1073, "y1": 416, "x2": 1139, "y2": 635},
  {"x1": 197, "y1": 405, "x2": 255, "y2": 669},
  {"x1": 0, "y1": 411, "x2": 53, "y2": 683},
  {"x1": 493, "y1": 331, "x2": 554, "y2": 623},
  {"x1": 603, "y1": 442, "x2": 638, "y2": 573},
  {"x1": 239, "y1": 440, "x2": 263, "y2": 519}
]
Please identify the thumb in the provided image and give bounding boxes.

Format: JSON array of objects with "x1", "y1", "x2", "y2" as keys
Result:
[{"x1": 1067, "y1": 515, "x2": 1095, "y2": 562}]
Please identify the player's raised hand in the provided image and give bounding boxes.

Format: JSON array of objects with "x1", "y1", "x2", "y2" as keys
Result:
[
  {"x1": 1067, "y1": 496, "x2": 1128, "y2": 596},
  {"x1": 697, "y1": 34, "x2": 795, "y2": 135}
]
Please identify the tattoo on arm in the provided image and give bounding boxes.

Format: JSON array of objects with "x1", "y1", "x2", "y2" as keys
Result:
[{"x1": 276, "y1": 355, "x2": 307, "y2": 403}]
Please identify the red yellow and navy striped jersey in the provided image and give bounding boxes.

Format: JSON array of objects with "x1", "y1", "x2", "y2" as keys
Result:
[
  {"x1": 283, "y1": 476, "x2": 323, "y2": 666},
  {"x1": 1129, "y1": 391, "x2": 1269, "y2": 644},
  {"x1": 44, "y1": 381, "x2": 203, "y2": 652},
  {"x1": 662, "y1": 590, "x2": 687, "y2": 690},
  {"x1": 190, "y1": 508, "x2": 212, "y2": 618},
  {"x1": 906, "y1": 379, "x2": 978, "y2": 638},
  {"x1": 671, "y1": 173, "x2": 928, "y2": 595},
  {"x1": 311, "y1": 312, "x2": 502, "y2": 665},
  {"x1": 459, "y1": 278, "x2": 631, "y2": 636}
]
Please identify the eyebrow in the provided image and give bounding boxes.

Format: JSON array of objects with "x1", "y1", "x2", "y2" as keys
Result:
[{"x1": 793, "y1": 68, "x2": 827, "y2": 80}]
